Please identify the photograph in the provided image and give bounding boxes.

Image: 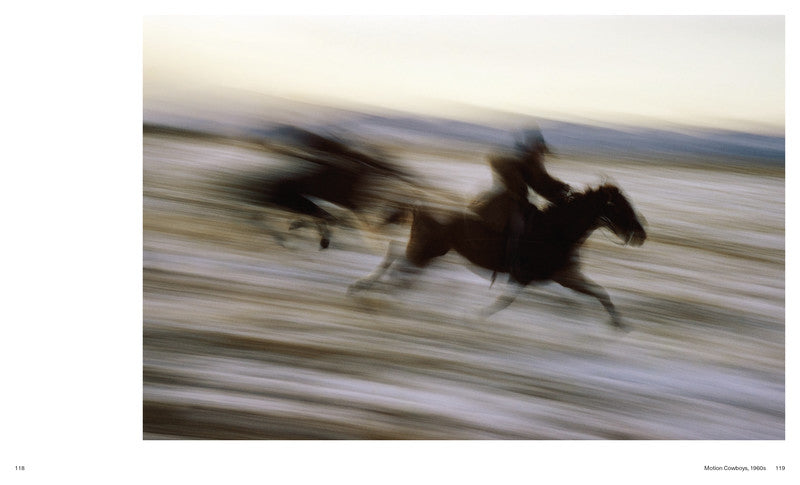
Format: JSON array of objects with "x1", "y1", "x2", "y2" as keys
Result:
[{"x1": 143, "y1": 14, "x2": 784, "y2": 442}]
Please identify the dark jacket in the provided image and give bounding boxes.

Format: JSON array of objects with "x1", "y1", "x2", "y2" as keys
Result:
[{"x1": 470, "y1": 151, "x2": 570, "y2": 232}]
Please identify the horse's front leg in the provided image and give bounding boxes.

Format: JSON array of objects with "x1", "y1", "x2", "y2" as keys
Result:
[
  {"x1": 551, "y1": 266, "x2": 627, "y2": 331},
  {"x1": 479, "y1": 282, "x2": 525, "y2": 319}
]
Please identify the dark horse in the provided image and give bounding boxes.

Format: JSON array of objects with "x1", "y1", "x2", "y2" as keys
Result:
[
  {"x1": 349, "y1": 183, "x2": 647, "y2": 329},
  {"x1": 230, "y1": 126, "x2": 415, "y2": 249}
]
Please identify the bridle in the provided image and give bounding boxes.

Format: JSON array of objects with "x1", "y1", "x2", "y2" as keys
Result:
[{"x1": 597, "y1": 199, "x2": 638, "y2": 246}]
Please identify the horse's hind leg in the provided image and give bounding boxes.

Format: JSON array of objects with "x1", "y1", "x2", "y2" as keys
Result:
[
  {"x1": 272, "y1": 191, "x2": 336, "y2": 248},
  {"x1": 348, "y1": 239, "x2": 402, "y2": 294},
  {"x1": 386, "y1": 254, "x2": 424, "y2": 290},
  {"x1": 350, "y1": 209, "x2": 448, "y2": 294},
  {"x1": 289, "y1": 219, "x2": 312, "y2": 230},
  {"x1": 314, "y1": 221, "x2": 332, "y2": 249},
  {"x1": 247, "y1": 209, "x2": 289, "y2": 247},
  {"x1": 551, "y1": 266, "x2": 626, "y2": 331}
]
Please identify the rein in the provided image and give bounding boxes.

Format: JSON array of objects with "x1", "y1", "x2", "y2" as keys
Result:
[{"x1": 596, "y1": 218, "x2": 633, "y2": 246}]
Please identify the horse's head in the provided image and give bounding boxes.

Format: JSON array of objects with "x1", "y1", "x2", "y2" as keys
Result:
[{"x1": 596, "y1": 184, "x2": 647, "y2": 246}]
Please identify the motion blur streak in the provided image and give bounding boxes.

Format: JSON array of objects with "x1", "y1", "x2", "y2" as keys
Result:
[{"x1": 143, "y1": 104, "x2": 783, "y2": 440}]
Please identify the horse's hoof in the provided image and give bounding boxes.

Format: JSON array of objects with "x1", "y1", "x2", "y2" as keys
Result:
[
  {"x1": 611, "y1": 319, "x2": 630, "y2": 333},
  {"x1": 272, "y1": 235, "x2": 288, "y2": 248},
  {"x1": 347, "y1": 281, "x2": 365, "y2": 295},
  {"x1": 320, "y1": 238, "x2": 330, "y2": 249}
]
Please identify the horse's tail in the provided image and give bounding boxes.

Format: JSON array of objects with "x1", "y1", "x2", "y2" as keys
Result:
[{"x1": 382, "y1": 199, "x2": 437, "y2": 227}]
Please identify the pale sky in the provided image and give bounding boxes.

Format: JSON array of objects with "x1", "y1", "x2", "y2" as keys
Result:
[{"x1": 143, "y1": 16, "x2": 785, "y2": 131}]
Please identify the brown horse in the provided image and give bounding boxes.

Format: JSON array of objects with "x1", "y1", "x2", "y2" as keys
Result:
[
  {"x1": 229, "y1": 126, "x2": 415, "y2": 249},
  {"x1": 348, "y1": 183, "x2": 647, "y2": 329}
]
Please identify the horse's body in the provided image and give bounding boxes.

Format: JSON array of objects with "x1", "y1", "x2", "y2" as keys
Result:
[
  {"x1": 349, "y1": 183, "x2": 647, "y2": 329},
  {"x1": 231, "y1": 126, "x2": 413, "y2": 248}
]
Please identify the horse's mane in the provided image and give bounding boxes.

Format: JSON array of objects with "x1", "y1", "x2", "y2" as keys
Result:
[{"x1": 540, "y1": 183, "x2": 609, "y2": 217}]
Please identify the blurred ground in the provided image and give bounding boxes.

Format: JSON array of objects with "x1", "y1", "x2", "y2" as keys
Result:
[{"x1": 143, "y1": 132, "x2": 784, "y2": 439}]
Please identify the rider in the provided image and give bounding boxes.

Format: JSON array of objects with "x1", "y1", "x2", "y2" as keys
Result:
[{"x1": 470, "y1": 127, "x2": 572, "y2": 278}]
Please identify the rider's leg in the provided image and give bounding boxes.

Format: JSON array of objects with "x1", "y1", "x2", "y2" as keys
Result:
[{"x1": 505, "y1": 206, "x2": 525, "y2": 275}]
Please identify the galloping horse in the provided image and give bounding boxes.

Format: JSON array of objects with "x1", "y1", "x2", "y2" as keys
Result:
[
  {"x1": 349, "y1": 183, "x2": 647, "y2": 329},
  {"x1": 230, "y1": 126, "x2": 416, "y2": 249}
]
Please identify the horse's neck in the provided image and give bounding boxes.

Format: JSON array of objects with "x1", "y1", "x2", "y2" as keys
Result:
[{"x1": 547, "y1": 189, "x2": 604, "y2": 244}]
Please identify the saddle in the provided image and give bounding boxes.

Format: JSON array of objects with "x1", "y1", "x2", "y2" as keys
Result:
[
  {"x1": 469, "y1": 189, "x2": 520, "y2": 233},
  {"x1": 469, "y1": 189, "x2": 546, "y2": 286}
]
